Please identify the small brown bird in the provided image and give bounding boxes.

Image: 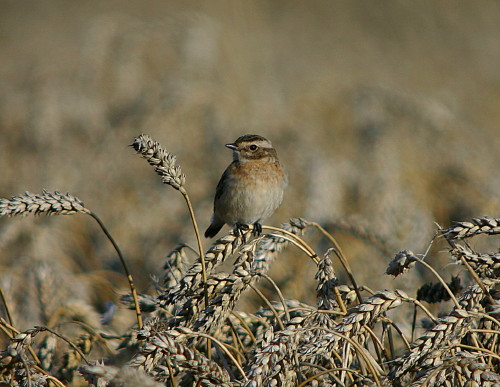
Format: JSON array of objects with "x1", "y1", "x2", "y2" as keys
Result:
[{"x1": 205, "y1": 134, "x2": 287, "y2": 238}]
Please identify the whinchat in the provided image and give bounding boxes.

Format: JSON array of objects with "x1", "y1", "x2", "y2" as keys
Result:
[{"x1": 204, "y1": 134, "x2": 287, "y2": 238}]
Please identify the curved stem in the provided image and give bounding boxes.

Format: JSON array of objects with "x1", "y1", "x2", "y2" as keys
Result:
[
  {"x1": 258, "y1": 273, "x2": 291, "y2": 322},
  {"x1": 267, "y1": 232, "x2": 318, "y2": 263},
  {"x1": 411, "y1": 299, "x2": 438, "y2": 323},
  {"x1": 441, "y1": 228, "x2": 496, "y2": 305},
  {"x1": 0, "y1": 318, "x2": 41, "y2": 365},
  {"x1": 415, "y1": 258, "x2": 460, "y2": 309},
  {"x1": 89, "y1": 212, "x2": 143, "y2": 330},
  {"x1": 165, "y1": 356, "x2": 177, "y2": 387},
  {"x1": 38, "y1": 373, "x2": 66, "y2": 387},
  {"x1": 310, "y1": 222, "x2": 363, "y2": 304},
  {"x1": 265, "y1": 226, "x2": 347, "y2": 313},
  {"x1": 459, "y1": 256, "x2": 495, "y2": 305},
  {"x1": 297, "y1": 367, "x2": 358, "y2": 387},
  {"x1": 249, "y1": 283, "x2": 285, "y2": 331},
  {"x1": 310, "y1": 327, "x2": 382, "y2": 386},
  {"x1": 380, "y1": 316, "x2": 411, "y2": 351},
  {"x1": 0, "y1": 286, "x2": 14, "y2": 334},
  {"x1": 192, "y1": 332, "x2": 248, "y2": 381},
  {"x1": 262, "y1": 225, "x2": 318, "y2": 261},
  {"x1": 456, "y1": 344, "x2": 500, "y2": 362},
  {"x1": 180, "y1": 191, "x2": 207, "y2": 309},
  {"x1": 35, "y1": 326, "x2": 91, "y2": 365},
  {"x1": 230, "y1": 311, "x2": 258, "y2": 343}
]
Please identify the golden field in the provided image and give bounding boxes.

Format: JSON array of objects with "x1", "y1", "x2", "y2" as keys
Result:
[{"x1": 0, "y1": 2, "x2": 499, "y2": 386}]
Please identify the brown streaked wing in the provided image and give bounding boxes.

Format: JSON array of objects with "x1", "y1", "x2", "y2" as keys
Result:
[{"x1": 214, "y1": 162, "x2": 235, "y2": 203}]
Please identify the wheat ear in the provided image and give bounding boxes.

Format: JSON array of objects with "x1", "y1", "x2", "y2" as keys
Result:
[
  {"x1": 442, "y1": 217, "x2": 500, "y2": 239},
  {"x1": 131, "y1": 134, "x2": 207, "y2": 308},
  {"x1": 161, "y1": 227, "x2": 253, "y2": 309},
  {"x1": 0, "y1": 190, "x2": 143, "y2": 329},
  {"x1": 389, "y1": 282, "x2": 492, "y2": 381}
]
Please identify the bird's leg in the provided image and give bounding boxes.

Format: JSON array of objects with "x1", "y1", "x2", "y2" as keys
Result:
[
  {"x1": 234, "y1": 222, "x2": 250, "y2": 242},
  {"x1": 252, "y1": 222, "x2": 262, "y2": 236}
]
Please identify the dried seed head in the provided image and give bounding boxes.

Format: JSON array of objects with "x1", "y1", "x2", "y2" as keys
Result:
[
  {"x1": 386, "y1": 250, "x2": 418, "y2": 277},
  {"x1": 416, "y1": 276, "x2": 462, "y2": 304},
  {"x1": 450, "y1": 244, "x2": 500, "y2": 278},
  {"x1": 0, "y1": 190, "x2": 90, "y2": 216},
  {"x1": 131, "y1": 328, "x2": 231, "y2": 386},
  {"x1": 131, "y1": 134, "x2": 186, "y2": 192},
  {"x1": 443, "y1": 217, "x2": 500, "y2": 240},
  {"x1": 315, "y1": 250, "x2": 339, "y2": 311},
  {"x1": 162, "y1": 243, "x2": 191, "y2": 288}
]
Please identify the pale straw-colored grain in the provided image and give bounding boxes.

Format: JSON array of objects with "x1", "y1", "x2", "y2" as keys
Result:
[{"x1": 0, "y1": 190, "x2": 90, "y2": 217}]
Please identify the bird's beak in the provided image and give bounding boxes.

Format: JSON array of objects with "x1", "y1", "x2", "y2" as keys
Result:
[{"x1": 225, "y1": 143, "x2": 239, "y2": 151}]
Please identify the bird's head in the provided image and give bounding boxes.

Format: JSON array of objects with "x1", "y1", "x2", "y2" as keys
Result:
[{"x1": 225, "y1": 134, "x2": 278, "y2": 162}]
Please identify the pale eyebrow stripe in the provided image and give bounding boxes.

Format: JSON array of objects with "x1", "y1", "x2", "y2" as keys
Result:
[{"x1": 240, "y1": 140, "x2": 272, "y2": 148}]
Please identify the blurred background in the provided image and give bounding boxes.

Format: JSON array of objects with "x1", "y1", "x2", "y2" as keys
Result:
[{"x1": 0, "y1": 1, "x2": 499, "y2": 332}]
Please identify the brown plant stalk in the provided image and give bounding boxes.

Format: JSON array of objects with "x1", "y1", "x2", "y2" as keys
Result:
[{"x1": 0, "y1": 190, "x2": 143, "y2": 329}]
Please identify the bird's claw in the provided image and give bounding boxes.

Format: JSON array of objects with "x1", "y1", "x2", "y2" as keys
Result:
[
  {"x1": 234, "y1": 223, "x2": 249, "y2": 241},
  {"x1": 234, "y1": 222, "x2": 262, "y2": 241},
  {"x1": 252, "y1": 222, "x2": 262, "y2": 236}
]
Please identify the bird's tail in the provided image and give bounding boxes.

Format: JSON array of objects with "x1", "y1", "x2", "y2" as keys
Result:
[{"x1": 204, "y1": 218, "x2": 224, "y2": 238}]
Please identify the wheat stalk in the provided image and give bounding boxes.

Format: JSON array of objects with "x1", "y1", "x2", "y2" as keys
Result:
[
  {"x1": 246, "y1": 292, "x2": 407, "y2": 386},
  {"x1": 410, "y1": 352, "x2": 500, "y2": 387},
  {"x1": 0, "y1": 328, "x2": 41, "y2": 373},
  {"x1": 0, "y1": 190, "x2": 143, "y2": 330},
  {"x1": 151, "y1": 333, "x2": 231, "y2": 386},
  {"x1": 132, "y1": 325, "x2": 234, "y2": 386},
  {"x1": 389, "y1": 308, "x2": 473, "y2": 380},
  {"x1": 162, "y1": 237, "x2": 263, "y2": 333},
  {"x1": 161, "y1": 220, "x2": 314, "y2": 332},
  {"x1": 190, "y1": 237, "x2": 262, "y2": 334},
  {"x1": 160, "y1": 227, "x2": 253, "y2": 308},
  {"x1": 251, "y1": 218, "x2": 310, "y2": 274},
  {"x1": 0, "y1": 190, "x2": 90, "y2": 216},
  {"x1": 389, "y1": 282, "x2": 492, "y2": 381},
  {"x1": 163, "y1": 243, "x2": 191, "y2": 289},
  {"x1": 450, "y1": 244, "x2": 500, "y2": 278},
  {"x1": 131, "y1": 133, "x2": 207, "y2": 309},
  {"x1": 311, "y1": 221, "x2": 363, "y2": 306},
  {"x1": 299, "y1": 291, "x2": 407, "y2": 383},
  {"x1": 1, "y1": 145, "x2": 499, "y2": 387},
  {"x1": 299, "y1": 290, "x2": 408, "y2": 360},
  {"x1": 244, "y1": 316, "x2": 307, "y2": 387},
  {"x1": 442, "y1": 217, "x2": 500, "y2": 239},
  {"x1": 315, "y1": 253, "x2": 340, "y2": 311},
  {"x1": 131, "y1": 134, "x2": 186, "y2": 192}
]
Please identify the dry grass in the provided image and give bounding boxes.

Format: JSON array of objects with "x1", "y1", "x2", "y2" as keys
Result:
[{"x1": 1, "y1": 2, "x2": 500, "y2": 386}]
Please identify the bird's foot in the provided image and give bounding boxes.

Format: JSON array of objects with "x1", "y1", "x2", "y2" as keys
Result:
[
  {"x1": 234, "y1": 223, "x2": 250, "y2": 241},
  {"x1": 252, "y1": 222, "x2": 263, "y2": 236}
]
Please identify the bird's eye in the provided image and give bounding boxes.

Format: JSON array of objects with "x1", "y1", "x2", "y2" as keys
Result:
[{"x1": 249, "y1": 145, "x2": 258, "y2": 151}]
